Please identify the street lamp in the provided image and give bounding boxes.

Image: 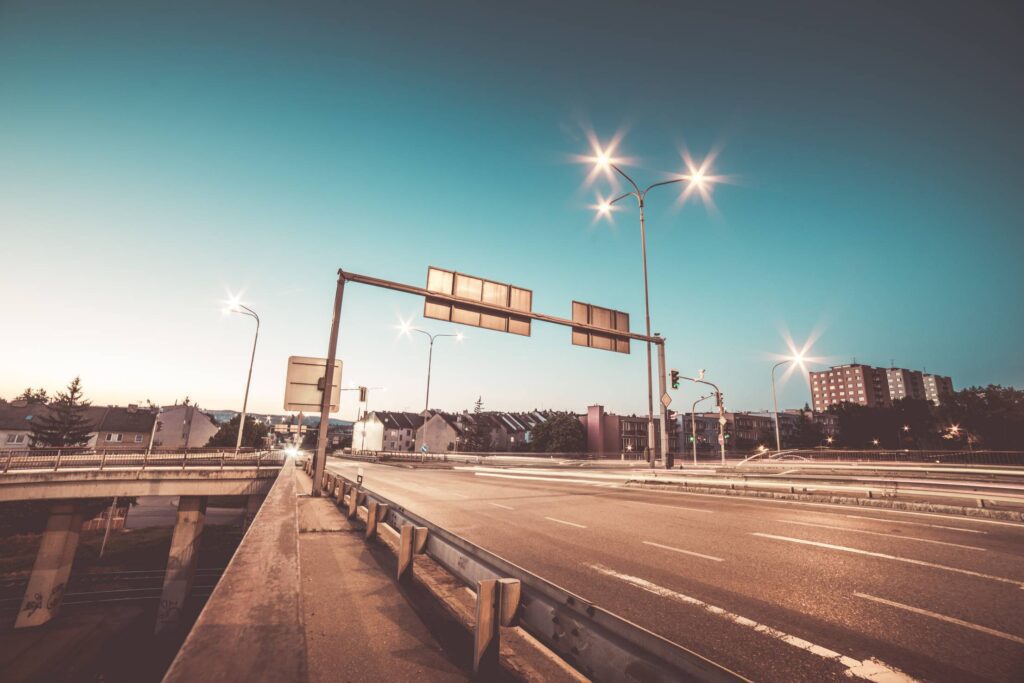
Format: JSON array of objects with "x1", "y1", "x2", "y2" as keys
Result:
[
  {"x1": 586, "y1": 141, "x2": 722, "y2": 466},
  {"x1": 681, "y1": 371, "x2": 726, "y2": 465},
  {"x1": 399, "y1": 322, "x2": 463, "y2": 413},
  {"x1": 770, "y1": 353, "x2": 806, "y2": 453},
  {"x1": 690, "y1": 393, "x2": 714, "y2": 465},
  {"x1": 224, "y1": 295, "x2": 259, "y2": 453}
]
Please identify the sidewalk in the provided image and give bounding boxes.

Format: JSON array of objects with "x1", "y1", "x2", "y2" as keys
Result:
[{"x1": 294, "y1": 468, "x2": 467, "y2": 683}]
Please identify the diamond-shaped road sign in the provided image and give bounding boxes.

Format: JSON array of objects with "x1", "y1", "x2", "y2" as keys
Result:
[{"x1": 661, "y1": 392, "x2": 672, "y2": 408}]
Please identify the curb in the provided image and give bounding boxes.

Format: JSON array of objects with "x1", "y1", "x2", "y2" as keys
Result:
[{"x1": 623, "y1": 480, "x2": 1024, "y2": 523}]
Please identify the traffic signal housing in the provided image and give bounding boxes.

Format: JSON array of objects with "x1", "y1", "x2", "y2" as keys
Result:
[{"x1": 670, "y1": 369, "x2": 680, "y2": 390}]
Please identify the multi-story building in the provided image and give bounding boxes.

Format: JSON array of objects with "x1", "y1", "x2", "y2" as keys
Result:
[
  {"x1": 810, "y1": 364, "x2": 890, "y2": 411},
  {"x1": 152, "y1": 403, "x2": 219, "y2": 449},
  {"x1": 811, "y1": 363, "x2": 954, "y2": 411},
  {"x1": 885, "y1": 368, "x2": 926, "y2": 401},
  {"x1": 923, "y1": 374, "x2": 955, "y2": 406},
  {"x1": 352, "y1": 411, "x2": 424, "y2": 452}
]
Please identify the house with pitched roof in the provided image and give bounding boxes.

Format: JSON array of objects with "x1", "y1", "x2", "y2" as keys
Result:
[{"x1": 352, "y1": 411, "x2": 425, "y2": 452}]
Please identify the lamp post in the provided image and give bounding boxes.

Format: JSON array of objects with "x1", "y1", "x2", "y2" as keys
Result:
[
  {"x1": 690, "y1": 393, "x2": 714, "y2": 465},
  {"x1": 401, "y1": 324, "x2": 463, "y2": 413},
  {"x1": 770, "y1": 359, "x2": 794, "y2": 454},
  {"x1": 589, "y1": 146, "x2": 718, "y2": 467},
  {"x1": 681, "y1": 372, "x2": 726, "y2": 465},
  {"x1": 226, "y1": 299, "x2": 259, "y2": 453}
]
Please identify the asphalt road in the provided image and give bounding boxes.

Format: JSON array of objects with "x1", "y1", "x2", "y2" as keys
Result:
[{"x1": 325, "y1": 458, "x2": 1024, "y2": 682}]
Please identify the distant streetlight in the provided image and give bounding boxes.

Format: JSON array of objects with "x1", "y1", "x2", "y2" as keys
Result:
[
  {"x1": 770, "y1": 353, "x2": 806, "y2": 453},
  {"x1": 872, "y1": 438, "x2": 880, "y2": 447},
  {"x1": 224, "y1": 294, "x2": 259, "y2": 453},
  {"x1": 690, "y1": 393, "x2": 714, "y2": 465},
  {"x1": 681, "y1": 371, "x2": 726, "y2": 465},
  {"x1": 399, "y1": 322, "x2": 463, "y2": 412},
  {"x1": 584, "y1": 139, "x2": 723, "y2": 466}
]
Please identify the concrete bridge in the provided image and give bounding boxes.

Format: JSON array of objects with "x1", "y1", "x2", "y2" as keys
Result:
[{"x1": 0, "y1": 450, "x2": 283, "y2": 634}]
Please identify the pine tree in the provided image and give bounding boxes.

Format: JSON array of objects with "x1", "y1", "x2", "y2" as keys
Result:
[
  {"x1": 29, "y1": 377, "x2": 94, "y2": 448},
  {"x1": 462, "y1": 397, "x2": 491, "y2": 452}
]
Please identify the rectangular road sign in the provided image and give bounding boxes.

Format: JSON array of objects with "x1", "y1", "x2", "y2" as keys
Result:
[
  {"x1": 423, "y1": 266, "x2": 532, "y2": 336},
  {"x1": 571, "y1": 301, "x2": 630, "y2": 354},
  {"x1": 284, "y1": 356, "x2": 342, "y2": 412}
]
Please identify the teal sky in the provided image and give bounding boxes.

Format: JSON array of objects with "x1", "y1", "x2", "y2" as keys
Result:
[{"x1": 2, "y1": 1, "x2": 1021, "y2": 420}]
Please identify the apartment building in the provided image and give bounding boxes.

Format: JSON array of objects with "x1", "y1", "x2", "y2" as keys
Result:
[
  {"x1": 811, "y1": 363, "x2": 954, "y2": 411},
  {"x1": 923, "y1": 374, "x2": 955, "y2": 406}
]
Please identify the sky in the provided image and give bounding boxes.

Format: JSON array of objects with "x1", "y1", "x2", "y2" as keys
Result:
[{"x1": 1, "y1": 1, "x2": 1022, "y2": 421}]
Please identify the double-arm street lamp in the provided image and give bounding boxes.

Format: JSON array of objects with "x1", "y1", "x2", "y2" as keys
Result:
[
  {"x1": 690, "y1": 392, "x2": 714, "y2": 465},
  {"x1": 587, "y1": 144, "x2": 719, "y2": 466},
  {"x1": 681, "y1": 371, "x2": 726, "y2": 465},
  {"x1": 399, "y1": 322, "x2": 463, "y2": 413},
  {"x1": 225, "y1": 296, "x2": 260, "y2": 453}
]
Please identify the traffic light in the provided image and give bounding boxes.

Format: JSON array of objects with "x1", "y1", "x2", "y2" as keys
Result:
[
  {"x1": 670, "y1": 369, "x2": 680, "y2": 389},
  {"x1": 358, "y1": 386, "x2": 367, "y2": 403}
]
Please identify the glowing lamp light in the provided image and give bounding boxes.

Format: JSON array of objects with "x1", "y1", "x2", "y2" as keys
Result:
[
  {"x1": 456, "y1": 332, "x2": 465, "y2": 342},
  {"x1": 285, "y1": 446, "x2": 299, "y2": 458}
]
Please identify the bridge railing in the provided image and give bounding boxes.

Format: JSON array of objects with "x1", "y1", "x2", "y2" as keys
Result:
[
  {"x1": 312, "y1": 461, "x2": 744, "y2": 682},
  {"x1": 1, "y1": 448, "x2": 284, "y2": 473},
  {"x1": 747, "y1": 449, "x2": 1024, "y2": 467}
]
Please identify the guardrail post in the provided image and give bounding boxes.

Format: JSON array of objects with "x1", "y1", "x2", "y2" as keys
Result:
[
  {"x1": 53, "y1": 450, "x2": 61, "y2": 471},
  {"x1": 365, "y1": 501, "x2": 379, "y2": 540},
  {"x1": 99, "y1": 450, "x2": 107, "y2": 471},
  {"x1": 182, "y1": 451, "x2": 188, "y2": 470},
  {"x1": 398, "y1": 525, "x2": 414, "y2": 580},
  {"x1": 220, "y1": 450, "x2": 226, "y2": 470},
  {"x1": 414, "y1": 526, "x2": 428, "y2": 553},
  {"x1": 474, "y1": 579, "x2": 500, "y2": 673},
  {"x1": 473, "y1": 577, "x2": 521, "y2": 673},
  {"x1": 347, "y1": 486, "x2": 359, "y2": 518},
  {"x1": 5, "y1": 450, "x2": 14, "y2": 473}
]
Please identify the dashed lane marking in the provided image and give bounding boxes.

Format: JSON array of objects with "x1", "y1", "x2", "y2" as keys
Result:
[
  {"x1": 841, "y1": 513, "x2": 986, "y2": 534},
  {"x1": 488, "y1": 502, "x2": 515, "y2": 510},
  {"x1": 588, "y1": 563, "x2": 916, "y2": 682},
  {"x1": 642, "y1": 541, "x2": 724, "y2": 562},
  {"x1": 751, "y1": 533, "x2": 1024, "y2": 588},
  {"x1": 544, "y1": 516, "x2": 587, "y2": 529},
  {"x1": 775, "y1": 519, "x2": 988, "y2": 551},
  {"x1": 854, "y1": 592, "x2": 1024, "y2": 645}
]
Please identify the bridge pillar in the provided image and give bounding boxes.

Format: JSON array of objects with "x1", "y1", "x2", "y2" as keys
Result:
[
  {"x1": 155, "y1": 496, "x2": 207, "y2": 635},
  {"x1": 15, "y1": 501, "x2": 84, "y2": 628},
  {"x1": 243, "y1": 493, "x2": 266, "y2": 530}
]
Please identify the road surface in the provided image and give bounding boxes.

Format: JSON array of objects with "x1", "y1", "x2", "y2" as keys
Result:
[{"x1": 326, "y1": 458, "x2": 1024, "y2": 682}]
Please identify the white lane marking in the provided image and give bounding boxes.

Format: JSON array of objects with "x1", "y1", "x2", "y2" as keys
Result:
[
  {"x1": 751, "y1": 533, "x2": 1024, "y2": 588},
  {"x1": 475, "y1": 472, "x2": 603, "y2": 486},
  {"x1": 642, "y1": 541, "x2": 724, "y2": 562},
  {"x1": 776, "y1": 519, "x2": 988, "y2": 552},
  {"x1": 545, "y1": 516, "x2": 587, "y2": 529},
  {"x1": 488, "y1": 502, "x2": 515, "y2": 510},
  {"x1": 588, "y1": 563, "x2": 915, "y2": 682},
  {"x1": 622, "y1": 500, "x2": 715, "y2": 514},
  {"x1": 621, "y1": 485, "x2": 1024, "y2": 528},
  {"x1": 448, "y1": 492, "x2": 470, "y2": 498},
  {"x1": 854, "y1": 592, "x2": 1024, "y2": 646},
  {"x1": 842, "y1": 513, "x2": 986, "y2": 535}
]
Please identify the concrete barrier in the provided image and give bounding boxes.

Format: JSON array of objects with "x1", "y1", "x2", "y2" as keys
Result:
[{"x1": 163, "y1": 461, "x2": 304, "y2": 683}]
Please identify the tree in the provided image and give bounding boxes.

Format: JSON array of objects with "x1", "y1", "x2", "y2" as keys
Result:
[
  {"x1": 29, "y1": 377, "x2": 93, "y2": 448},
  {"x1": 462, "y1": 397, "x2": 491, "y2": 452},
  {"x1": 16, "y1": 387, "x2": 49, "y2": 404},
  {"x1": 790, "y1": 409, "x2": 824, "y2": 448},
  {"x1": 205, "y1": 414, "x2": 271, "y2": 449},
  {"x1": 531, "y1": 413, "x2": 586, "y2": 453}
]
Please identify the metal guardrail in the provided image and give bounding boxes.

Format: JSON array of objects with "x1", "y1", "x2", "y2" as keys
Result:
[
  {"x1": 312, "y1": 462, "x2": 745, "y2": 683},
  {"x1": 766, "y1": 449, "x2": 1024, "y2": 466},
  {"x1": 2, "y1": 449, "x2": 282, "y2": 473}
]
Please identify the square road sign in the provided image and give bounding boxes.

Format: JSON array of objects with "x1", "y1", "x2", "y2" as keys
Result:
[{"x1": 284, "y1": 356, "x2": 342, "y2": 412}]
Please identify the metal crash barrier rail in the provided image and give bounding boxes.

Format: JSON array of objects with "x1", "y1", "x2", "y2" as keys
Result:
[
  {"x1": 304, "y1": 459, "x2": 746, "y2": 683},
  {"x1": 2, "y1": 448, "x2": 282, "y2": 473}
]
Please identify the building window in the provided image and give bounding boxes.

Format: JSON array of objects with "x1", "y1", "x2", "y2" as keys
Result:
[
  {"x1": 106, "y1": 433, "x2": 123, "y2": 442},
  {"x1": 6, "y1": 434, "x2": 26, "y2": 444},
  {"x1": 134, "y1": 434, "x2": 144, "y2": 443}
]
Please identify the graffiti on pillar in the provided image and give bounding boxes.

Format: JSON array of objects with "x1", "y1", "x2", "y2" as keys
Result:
[
  {"x1": 22, "y1": 592, "x2": 43, "y2": 617},
  {"x1": 158, "y1": 598, "x2": 181, "y2": 623},
  {"x1": 46, "y1": 583, "x2": 66, "y2": 610}
]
